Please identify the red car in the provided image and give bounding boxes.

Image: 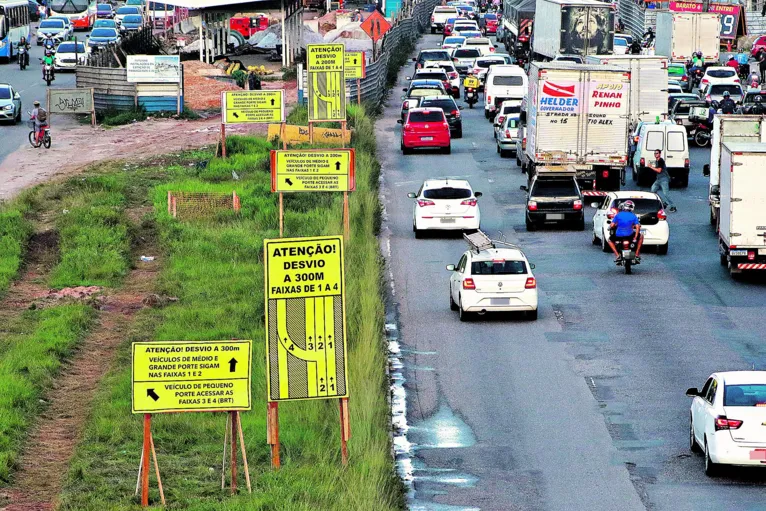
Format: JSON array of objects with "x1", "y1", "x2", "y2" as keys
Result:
[
  {"x1": 442, "y1": 17, "x2": 459, "y2": 37},
  {"x1": 482, "y1": 14, "x2": 498, "y2": 35},
  {"x1": 752, "y1": 35, "x2": 766, "y2": 58},
  {"x1": 398, "y1": 108, "x2": 451, "y2": 155}
]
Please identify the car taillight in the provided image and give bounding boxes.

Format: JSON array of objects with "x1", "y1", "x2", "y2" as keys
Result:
[
  {"x1": 705, "y1": 95, "x2": 711, "y2": 102},
  {"x1": 607, "y1": 207, "x2": 617, "y2": 219},
  {"x1": 490, "y1": 47, "x2": 495, "y2": 52},
  {"x1": 416, "y1": 63, "x2": 422, "y2": 69},
  {"x1": 602, "y1": 170, "x2": 609, "y2": 178},
  {"x1": 463, "y1": 278, "x2": 476, "y2": 289},
  {"x1": 749, "y1": 251, "x2": 756, "y2": 260},
  {"x1": 734, "y1": 78, "x2": 740, "y2": 83},
  {"x1": 640, "y1": 157, "x2": 645, "y2": 167},
  {"x1": 522, "y1": 137, "x2": 526, "y2": 147},
  {"x1": 573, "y1": 200, "x2": 582, "y2": 210},
  {"x1": 528, "y1": 201, "x2": 537, "y2": 211},
  {"x1": 701, "y1": 78, "x2": 709, "y2": 84},
  {"x1": 453, "y1": 57, "x2": 459, "y2": 62},
  {"x1": 461, "y1": 198, "x2": 477, "y2": 206},
  {"x1": 505, "y1": 129, "x2": 511, "y2": 138},
  {"x1": 417, "y1": 199, "x2": 435, "y2": 207},
  {"x1": 431, "y1": 15, "x2": 434, "y2": 21},
  {"x1": 487, "y1": 95, "x2": 491, "y2": 103},
  {"x1": 404, "y1": 124, "x2": 414, "y2": 132},
  {"x1": 525, "y1": 277, "x2": 536, "y2": 289},
  {"x1": 658, "y1": 209, "x2": 667, "y2": 220},
  {"x1": 452, "y1": 109, "x2": 460, "y2": 118},
  {"x1": 443, "y1": 122, "x2": 450, "y2": 129},
  {"x1": 681, "y1": 75, "x2": 688, "y2": 81},
  {"x1": 684, "y1": 158, "x2": 689, "y2": 168},
  {"x1": 714, "y1": 416, "x2": 743, "y2": 431}
]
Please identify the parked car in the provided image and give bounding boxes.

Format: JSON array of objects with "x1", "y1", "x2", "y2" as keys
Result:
[
  {"x1": 496, "y1": 114, "x2": 521, "y2": 157},
  {"x1": 418, "y1": 95, "x2": 463, "y2": 138},
  {"x1": 398, "y1": 107, "x2": 452, "y2": 155},
  {"x1": 97, "y1": 3, "x2": 114, "y2": 18},
  {"x1": 87, "y1": 27, "x2": 121, "y2": 48},
  {"x1": 408, "y1": 179, "x2": 481, "y2": 237},
  {"x1": 520, "y1": 170, "x2": 584, "y2": 231},
  {"x1": 36, "y1": 19, "x2": 68, "y2": 45},
  {"x1": 119, "y1": 14, "x2": 144, "y2": 32},
  {"x1": 54, "y1": 40, "x2": 87, "y2": 71},
  {"x1": 0, "y1": 84, "x2": 22, "y2": 124},
  {"x1": 591, "y1": 191, "x2": 669, "y2": 254}
]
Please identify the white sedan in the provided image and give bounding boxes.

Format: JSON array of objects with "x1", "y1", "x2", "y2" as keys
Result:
[
  {"x1": 408, "y1": 179, "x2": 481, "y2": 238},
  {"x1": 687, "y1": 371, "x2": 766, "y2": 476},
  {"x1": 591, "y1": 191, "x2": 669, "y2": 255}
]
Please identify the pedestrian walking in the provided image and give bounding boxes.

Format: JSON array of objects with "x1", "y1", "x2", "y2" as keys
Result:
[
  {"x1": 647, "y1": 149, "x2": 676, "y2": 212},
  {"x1": 759, "y1": 50, "x2": 766, "y2": 83}
]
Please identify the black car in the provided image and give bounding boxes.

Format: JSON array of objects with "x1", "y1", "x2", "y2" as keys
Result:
[
  {"x1": 419, "y1": 95, "x2": 463, "y2": 138},
  {"x1": 412, "y1": 49, "x2": 451, "y2": 71},
  {"x1": 401, "y1": 79, "x2": 449, "y2": 120},
  {"x1": 738, "y1": 90, "x2": 766, "y2": 114},
  {"x1": 520, "y1": 172, "x2": 584, "y2": 231}
]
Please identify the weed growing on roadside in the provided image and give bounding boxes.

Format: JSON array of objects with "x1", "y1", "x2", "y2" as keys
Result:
[{"x1": 0, "y1": 207, "x2": 31, "y2": 295}]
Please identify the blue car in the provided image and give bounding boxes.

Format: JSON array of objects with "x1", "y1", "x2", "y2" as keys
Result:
[
  {"x1": 97, "y1": 3, "x2": 114, "y2": 18},
  {"x1": 0, "y1": 84, "x2": 22, "y2": 124},
  {"x1": 87, "y1": 27, "x2": 121, "y2": 48},
  {"x1": 119, "y1": 14, "x2": 143, "y2": 33}
]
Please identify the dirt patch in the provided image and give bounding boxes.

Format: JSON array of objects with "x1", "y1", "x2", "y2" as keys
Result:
[{"x1": 0, "y1": 231, "x2": 59, "y2": 314}]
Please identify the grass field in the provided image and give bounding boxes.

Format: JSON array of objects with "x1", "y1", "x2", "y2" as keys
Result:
[
  {"x1": 0, "y1": 203, "x2": 31, "y2": 295},
  {"x1": 55, "y1": 105, "x2": 401, "y2": 510}
]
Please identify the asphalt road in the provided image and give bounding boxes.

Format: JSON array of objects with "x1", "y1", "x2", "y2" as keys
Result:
[
  {"x1": 0, "y1": 31, "x2": 77, "y2": 166},
  {"x1": 380, "y1": 34, "x2": 766, "y2": 511}
]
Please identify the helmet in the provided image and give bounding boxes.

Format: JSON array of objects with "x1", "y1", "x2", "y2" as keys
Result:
[
  {"x1": 33, "y1": 100, "x2": 40, "y2": 106},
  {"x1": 620, "y1": 200, "x2": 635, "y2": 212},
  {"x1": 723, "y1": 91, "x2": 730, "y2": 97},
  {"x1": 728, "y1": 54, "x2": 734, "y2": 60},
  {"x1": 756, "y1": 95, "x2": 763, "y2": 103}
]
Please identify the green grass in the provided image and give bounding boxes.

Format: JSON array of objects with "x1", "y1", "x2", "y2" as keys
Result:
[
  {"x1": 0, "y1": 205, "x2": 32, "y2": 295},
  {"x1": 0, "y1": 305, "x2": 95, "y2": 483},
  {"x1": 58, "y1": 105, "x2": 401, "y2": 510}
]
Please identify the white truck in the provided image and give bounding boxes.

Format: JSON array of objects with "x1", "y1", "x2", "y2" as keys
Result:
[
  {"x1": 521, "y1": 61, "x2": 631, "y2": 193},
  {"x1": 584, "y1": 55, "x2": 668, "y2": 130},
  {"x1": 430, "y1": 5, "x2": 459, "y2": 34},
  {"x1": 654, "y1": 11, "x2": 720, "y2": 63},
  {"x1": 703, "y1": 115, "x2": 766, "y2": 230},
  {"x1": 718, "y1": 143, "x2": 766, "y2": 277},
  {"x1": 531, "y1": 0, "x2": 614, "y2": 61}
]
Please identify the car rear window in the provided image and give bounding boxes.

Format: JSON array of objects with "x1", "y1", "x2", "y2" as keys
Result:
[
  {"x1": 609, "y1": 198, "x2": 662, "y2": 214},
  {"x1": 614, "y1": 38, "x2": 627, "y2": 47},
  {"x1": 453, "y1": 49, "x2": 480, "y2": 58},
  {"x1": 710, "y1": 84, "x2": 742, "y2": 95},
  {"x1": 503, "y1": 104, "x2": 521, "y2": 114},
  {"x1": 531, "y1": 179, "x2": 578, "y2": 197},
  {"x1": 476, "y1": 59, "x2": 503, "y2": 68},
  {"x1": 422, "y1": 187, "x2": 471, "y2": 199},
  {"x1": 444, "y1": 37, "x2": 464, "y2": 44},
  {"x1": 484, "y1": 13, "x2": 497, "y2": 19},
  {"x1": 493, "y1": 75, "x2": 523, "y2": 86},
  {"x1": 415, "y1": 72, "x2": 447, "y2": 80},
  {"x1": 409, "y1": 88, "x2": 441, "y2": 97},
  {"x1": 465, "y1": 40, "x2": 487, "y2": 46},
  {"x1": 420, "y1": 99, "x2": 457, "y2": 111},
  {"x1": 420, "y1": 51, "x2": 450, "y2": 61},
  {"x1": 435, "y1": 6, "x2": 457, "y2": 11},
  {"x1": 667, "y1": 131, "x2": 685, "y2": 152},
  {"x1": 723, "y1": 384, "x2": 766, "y2": 406},
  {"x1": 57, "y1": 42, "x2": 86, "y2": 53},
  {"x1": 408, "y1": 111, "x2": 445, "y2": 123},
  {"x1": 707, "y1": 68, "x2": 736, "y2": 78},
  {"x1": 471, "y1": 260, "x2": 526, "y2": 275}
]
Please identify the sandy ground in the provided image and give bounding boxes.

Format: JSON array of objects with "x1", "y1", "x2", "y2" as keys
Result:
[{"x1": 0, "y1": 80, "x2": 297, "y2": 202}]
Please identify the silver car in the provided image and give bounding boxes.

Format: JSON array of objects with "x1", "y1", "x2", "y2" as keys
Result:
[
  {"x1": 702, "y1": 83, "x2": 744, "y2": 105},
  {"x1": 450, "y1": 47, "x2": 481, "y2": 75},
  {"x1": 0, "y1": 84, "x2": 22, "y2": 124},
  {"x1": 37, "y1": 19, "x2": 69, "y2": 45},
  {"x1": 496, "y1": 115, "x2": 521, "y2": 157}
]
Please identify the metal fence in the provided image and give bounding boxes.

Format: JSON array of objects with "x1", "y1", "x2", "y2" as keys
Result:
[{"x1": 76, "y1": 66, "x2": 183, "y2": 113}]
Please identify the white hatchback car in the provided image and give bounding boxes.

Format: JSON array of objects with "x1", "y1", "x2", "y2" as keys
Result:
[
  {"x1": 408, "y1": 179, "x2": 481, "y2": 237},
  {"x1": 463, "y1": 37, "x2": 495, "y2": 56},
  {"x1": 447, "y1": 231, "x2": 538, "y2": 321},
  {"x1": 700, "y1": 66, "x2": 740, "y2": 91},
  {"x1": 687, "y1": 371, "x2": 766, "y2": 476},
  {"x1": 591, "y1": 191, "x2": 670, "y2": 254}
]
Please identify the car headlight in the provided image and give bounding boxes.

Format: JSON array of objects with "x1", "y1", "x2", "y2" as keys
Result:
[{"x1": 3, "y1": 105, "x2": 13, "y2": 111}]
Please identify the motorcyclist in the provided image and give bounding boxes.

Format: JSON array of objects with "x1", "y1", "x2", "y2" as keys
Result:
[
  {"x1": 43, "y1": 36, "x2": 55, "y2": 51},
  {"x1": 751, "y1": 94, "x2": 765, "y2": 115},
  {"x1": 17, "y1": 36, "x2": 30, "y2": 67},
  {"x1": 726, "y1": 54, "x2": 740, "y2": 70},
  {"x1": 608, "y1": 201, "x2": 643, "y2": 264},
  {"x1": 629, "y1": 39, "x2": 642, "y2": 55},
  {"x1": 29, "y1": 100, "x2": 48, "y2": 145},
  {"x1": 720, "y1": 90, "x2": 737, "y2": 114},
  {"x1": 749, "y1": 70, "x2": 761, "y2": 88},
  {"x1": 689, "y1": 51, "x2": 704, "y2": 80},
  {"x1": 463, "y1": 73, "x2": 480, "y2": 100},
  {"x1": 643, "y1": 27, "x2": 654, "y2": 46},
  {"x1": 41, "y1": 48, "x2": 55, "y2": 82}
]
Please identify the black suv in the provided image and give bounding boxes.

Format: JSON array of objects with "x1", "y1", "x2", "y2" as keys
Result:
[
  {"x1": 412, "y1": 49, "x2": 451, "y2": 71},
  {"x1": 418, "y1": 95, "x2": 463, "y2": 138},
  {"x1": 520, "y1": 173, "x2": 584, "y2": 231}
]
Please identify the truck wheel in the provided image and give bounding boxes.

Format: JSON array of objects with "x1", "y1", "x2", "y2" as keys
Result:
[
  {"x1": 720, "y1": 253, "x2": 727, "y2": 266},
  {"x1": 484, "y1": 110, "x2": 489, "y2": 119},
  {"x1": 516, "y1": 153, "x2": 521, "y2": 167},
  {"x1": 710, "y1": 208, "x2": 716, "y2": 227}
]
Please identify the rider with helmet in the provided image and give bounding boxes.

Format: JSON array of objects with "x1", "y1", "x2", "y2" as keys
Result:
[
  {"x1": 720, "y1": 90, "x2": 737, "y2": 114},
  {"x1": 608, "y1": 201, "x2": 643, "y2": 263},
  {"x1": 751, "y1": 94, "x2": 765, "y2": 115},
  {"x1": 17, "y1": 36, "x2": 30, "y2": 68},
  {"x1": 726, "y1": 54, "x2": 740, "y2": 70}
]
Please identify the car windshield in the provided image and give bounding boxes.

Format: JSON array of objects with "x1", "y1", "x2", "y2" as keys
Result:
[
  {"x1": 710, "y1": 84, "x2": 742, "y2": 95},
  {"x1": 532, "y1": 179, "x2": 578, "y2": 197},
  {"x1": 502, "y1": 104, "x2": 521, "y2": 114},
  {"x1": 91, "y1": 28, "x2": 116, "y2": 37},
  {"x1": 423, "y1": 187, "x2": 471, "y2": 199},
  {"x1": 444, "y1": 37, "x2": 464, "y2": 44},
  {"x1": 420, "y1": 99, "x2": 457, "y2": 111},
  {"x1": 453, "y1": 49, "x2": 480, "y2": 58},
  {"x1": 707, "y1": 68, "x2": 736, "y2": 78},
  {"x1": 49, "y1": 0, "x2": 87, "y2": 13},
  {"x1": 124, "y1": 15, "x2": 142, "y2": 22},
  {"x1": 57, "y1": 42, "x2": 85, "y2": 52},
  {"x1": 668, "y1": 65, "x2": 686, "y2": 77},
  {"x1": 40, "y1": 20, "x2": 65, "y2": 28},
  {"x1": 465, "y1": 41, "x2": 488, "y2": 47},
  {"x1": 408, "y1": 111, "x2": 444, "y2": 123},
  {"x1": 556, "y1": 56, "x2": 582, "y2": 63},
  {"x1": 493, "y1": 75, "x2": 523, "y2": 86},
  {"x1": 420, "y1": 51, "x2": 450, "y2": 61},
  {"x1": 614, "y1": 38, "x2": 627, "y2": 47},
  {"x1": 0, "y1": 88, "x2": 11, "y2": 100},
  {"x1": 723, "y1": 384, "x2": 766, "y2": 406},
  {"x1": 471, "y1": 260, "x2": 526, "y2": 275},
  {"x1": 610, "y1": 198, "x2": 662, "y2": 214},
  {"x1": 484, "y1": 13, "x2": 496, "y2": 19}
]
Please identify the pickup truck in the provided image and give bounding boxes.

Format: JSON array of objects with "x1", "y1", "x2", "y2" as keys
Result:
[{"x1": 431, "y1": 6, "x2": 459, "y2": 34}]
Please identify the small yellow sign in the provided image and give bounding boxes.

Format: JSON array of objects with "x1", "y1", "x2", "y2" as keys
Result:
[
  {"x1": 264, "y1": 236, "x2": 348, "y2": 402},
  {"x1": 222, "y1": 90, "x2": 285, "y2": 124},
  {"x1": 307, "y1": 44, "x2": 345, "y2": 72},
  {"x1": 270, "y1": 149, "x2": 355, "y2": 193},
  {"x1": 267, "y1": 124, "x2": 351, "y2": 145},
  {"x1": 344, "y1": 52, "x2": 366, "y2": 79},
  {"x1": 132, "y1": 340, "x2": 252, "y2": 413}
]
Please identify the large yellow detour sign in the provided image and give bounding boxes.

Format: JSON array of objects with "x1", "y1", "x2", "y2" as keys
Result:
[{"x1": 264, "y1": 236, "x2": 349, "y2": 401}]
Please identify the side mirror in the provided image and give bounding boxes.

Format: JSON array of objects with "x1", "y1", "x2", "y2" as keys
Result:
[
  {"x1": 397, "y1": 119, "x2": 403, "y2": 124},
  {"x1": 474, "y1": 191, "x2": 482, "y2": 197},
  {"x1": 412, "y1": 57, "x2": 416, "y2": 62},
  {"x1": 446, "y1": 264, "x2": 456, "y2": 271},
  {"x1": 407, "y1": 192, "x2": 416, "y2": 198},
  {"x1": 703, "y1": 164, "x2": 710, "y2": 177},
  {"x1": 711, "y1": 185, "x2": 720, "y2": 195},
  {"x1": 519, "y1": 185, "x2": 528, "y2": 192},
  {"x1": 590, "y1": 202, "x2": 599, "y2": 208},
  {"x1": 14, "y1": 92, "x2": 20, "y2": 99},
  {"x1": 685, "y1": 387, "x2": 699, "y2": 397},
  {"x1": 530, "y1": 263, "x2": 535, "y2": 270},
  {"x1": 405, "y1": 76, "x2": 412, "y2": 81}
]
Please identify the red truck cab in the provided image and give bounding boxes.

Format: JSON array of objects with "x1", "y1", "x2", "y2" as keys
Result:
[{"x1": 229, "y1": 15, "x2": 268, "y2": 38}]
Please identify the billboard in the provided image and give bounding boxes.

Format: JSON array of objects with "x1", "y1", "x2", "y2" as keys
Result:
[
  {"x1": 127, "y1": 55, "x2": 181, "y2": 83},
  {"x1": 560, "y1": 6, "x2": 614, "y2": 56},
  {"x1": 668, "y1": 2, "x2": 740, "y2": 39}
]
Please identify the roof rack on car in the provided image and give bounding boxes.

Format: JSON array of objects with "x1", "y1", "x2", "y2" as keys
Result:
[{"x1": 463, "y1": 230, "x2": 521, "y2": 253}]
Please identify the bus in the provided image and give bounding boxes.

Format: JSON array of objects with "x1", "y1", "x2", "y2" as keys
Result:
[
  {"x1": 49, "y1": 0, "x2": 97, "y2": 30},
  {"x1": 0, "y1": 0, "x2": 31, "y2": 61}
]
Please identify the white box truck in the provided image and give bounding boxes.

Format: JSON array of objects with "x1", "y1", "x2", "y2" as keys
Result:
[
  {"x1": 522, "y1": 61, "x2": 631, "y2": 193},
  {"x1": 718, "y1": 142, "x2": 766, "y2": 277},
  {"x1": 654, "y1": 11, "x2": 720, "y2": 63},
  {"x1": 531, "y1": 0, "x2": 614, "y2": 61},
  {"x1": 584, "y1": 55, "x2": 668, "y2": 129},
  {"x1": 703, "y1": 115, "x2": 766, "y2": 230}
]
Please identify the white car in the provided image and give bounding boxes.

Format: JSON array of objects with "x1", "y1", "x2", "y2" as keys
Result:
[
  {"x1": 687, "y1": 371, "x2": 766, "y2": 476},
  {"x1": 496, "y1": 114, "x2": 521, "y2": 157},
  {"x1": 613, "y1": 36, "x2": 628, "y2": 55},
  {"x1": 408, "y1": 179, "x2": 482, "y2": 237},
  {"x1": 447, "y1": 231, "x2": 538, "y2": 321},
  {"x1": 591, "y1": 191, "x2": 669, "y2": 254},
  {"x1": 441, "y1": 36, "x2": 466, "y2": 49},
  {"x1": 54, "y1": 40, "x2": 87, "y2": 71},
  {"x1": 424, "y1": 60, "x2": 460, "y2": 96},
  {"x1": 700, "y1": 66, "x2": 740, "y2": 91},
  {"x1": 469, "y1": 55, "x2": 506, "y2": 85},
  {"x1": 463, "y1": 37, "x2": 495, "y2": 56}
]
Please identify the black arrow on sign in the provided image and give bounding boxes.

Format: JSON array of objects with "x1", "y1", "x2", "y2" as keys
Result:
[
  {"x1": 335, "y1": 161, "x2": 341, "y2": 171},
  {"x1": 320, "y1": 377, "x2": 325, "y2": 383},
  {"x1": 286, "y1": 178, "x2": 293, "y2": 186},
  {"x1": 229, "y1": 358, "x2": 238, "y2": 372},
  {"x1": 353, "y1": 58, "x2": 357, "y2": 65},
  {"x1": 147, "y1": 389, "x2": 160, "y2": 401},
  {"x1": 270, "y1": 98, "x2": 275, "y2": 106},
  {"x1": 232, "y1": 112, "x2": 239, "y2": 118}
]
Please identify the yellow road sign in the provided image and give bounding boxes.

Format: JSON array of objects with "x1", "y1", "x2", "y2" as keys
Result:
[
  {"x1": 222, "y1": 90, "x2": 285, "y2": 124},
  {"x1": 270, "y1": 149, "x2": 355, "y2": 193},
  {"x1": 132, "y1": 340, "x2": 252, "y2": 413},
  {"x1": 267, "y1": 124, "x2": 351, "y2": 146},
  {"x1": 306, "y1": 44, "x2": 345, "y2": 72},
  {"x1": 264, "y1": 236, "x2": 348, "y2": 402},
  {"x1": 344, "y1": 52, "x2": 366, "y2": 79},
  {"x1": 308, "y1": 71, "x2": 346, "y2": 122}
]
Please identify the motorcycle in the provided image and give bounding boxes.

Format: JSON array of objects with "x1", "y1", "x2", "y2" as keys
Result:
[
  {"x1": 40, "y1": 58, "x2": 54, "y2": 86},
  {"x1": 464, "y1": 87, "x2": 478, "y2": 108},
  {"x1": 18, "y1": 45, "x2": 29, "y2": 70},
  {"x1": 690, "y1": 68, "x2": 704, "y2": 90},
  {"x1": 615, "y1": 239, "x2": 640, "y2": 274},
  {"x1": 690, "y1": 122, "x2": 711, "y2": 147}
]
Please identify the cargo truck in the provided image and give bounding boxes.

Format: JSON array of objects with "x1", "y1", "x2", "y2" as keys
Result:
[
  {"x1": 521, "y1": 62, "x2": 631, "y2": 193},
  {"x1": 584, "y1": 55, "x2": 668, "y2": 130},
  {"x1": 717, "y1": 143, "x2": 766, "y2": 278},
  {"x1": 531, "y1": 0, "x2": 614, "y2": 61},
  {"x1": 702, "y1": 115, "x2": 766, "y2": 230},
  {"x1": 654, "y1": 11, "x2": 720, "y2": 64},
  {"x1": 501, "y1": 0, "x2": 535, "y2": 60}
]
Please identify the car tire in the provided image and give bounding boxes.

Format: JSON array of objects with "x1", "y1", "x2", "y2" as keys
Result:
[
  {"x1": 657, "y1": 242, "x2": 669, "y2": 255},
  {"x1": 443, "y1": 144, "x2": 451, "y2": 155},
  {"x1": 516, "y1": 153, "x2": 522, "y2": 167},
  {"x1": 525, "y1": 219, "x2": 536, "y2": 232},
  {"x1": 500, "y1": 148, "x2": 509, "y2": 158},
  {"x1": 720, "y1": 252, "x2": 727, "y2": 266},
  {"x1": 574, "y1": 217, "x2": 585, "y2": 231},
  {"x1": 690, "y1": 416, "x2": 702, "y2": 454},
  {"x1": 15, "y1": 109, "x2": 21, "y2": 123},
  {"x1": 484, "y1": 110, "x2": 489, "y2": 119},
  {"x1": 430, "y1": 28, "x2": 435, "y2": 34},
  {"x1": 601, "y1": 232, "x2": 611, "y2": 253},
  {"x1": 459, "y1": 301, "x2": 471, "y2": 322},
  {"x1": 526, "y1": 309, "x2": 538, "y2": 321},
  {"x1": 455, "y1": 128, "x2": 462, "y2": 139},
  {"x1": 680, "y1": 174, "x2": 689, "y2": 188},
  {"x1": 450, "y1": 286, "x2": 458, "y2": 311},
  {"x1": 704, "y1": 439, "x2": 720, "y2": 477},
  {"x1": 592, "y1": 232, "x2": 600, "y2": 245}
]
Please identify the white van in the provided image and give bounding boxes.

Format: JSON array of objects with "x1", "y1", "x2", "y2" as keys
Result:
[
  {"x1": 631, "y1": 121, "x2": 690, "y2": 187},
  {"x1": 484, "y1": 65, "x2": 526, "y2": 120}
]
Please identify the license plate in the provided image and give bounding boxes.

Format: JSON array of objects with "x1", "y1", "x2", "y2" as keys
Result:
[
  {"x1": 440, "y1": 218, "x2": 456, "y2": 223},
  {"x1": 467, "y1": 93, "x2": 475, "y2": 97},
  {"x1": 546, "y1": 214, "x2": 564, "y2": 220},
  {"x1": 731, "y1": 249, "x2": 748, "y2": 256},
  {"x1": 421, "y1": 137, "x2": 433, "y2": 141},
  {"x1": 640, "y1": 229, "x2": 646, "y2": 235},
  {"x1": 490, "y1": 298, "x2": 509, "y2": 305},
  {"x1": 622, "y1": 250, "x2": 631, "y2": 257}
]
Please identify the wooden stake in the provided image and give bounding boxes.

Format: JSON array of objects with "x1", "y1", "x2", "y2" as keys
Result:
[
  {"x1": 356, "y1": 78, "x2": 361, "y2": 105},
  {"x1": 141, "y1": 414, "x2": 151, "y2": 507},
  {"x1": 281, "y1": 121, "x2": 287, "y2": 150},
  {"x1": 167, "y1": 191, "x2": 172, "y2": 215},
  {"x1": 343, "y1": 191, "x2": 350, "y2": 241},
  {"x1": 267, "y1": 402, "x2": 280, "y2": 469},
  {"x1": 150, "y1": 433, "x2": 165, "y2": 506},
  {"x1": 308, "y1": 122, "x2": 314, "y2": 145},
  {"x1": 221, "y1": 413, "x2": 229, "y2": 490},
  {"x1": 135, "y1": 449, "x2": 144, "y2": 496},
  {"x1": 279, "y1": 192, "x2": 284, "y2": 237},
  {"x1": 230, "y1": 411, "x2": 238, "y2": 495},
  {"x1": 339, "y1": 398, "x2": 350, "y2": 465},
  {"x1": 90, "y1": 88, "x2": 96, "y2": 127},
  {"x1": 236, "y1": 412, "x2": 252, "y2": 493},
  {"x1": 221, "y1": 123, "x2": 227, "y2": 158}
]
